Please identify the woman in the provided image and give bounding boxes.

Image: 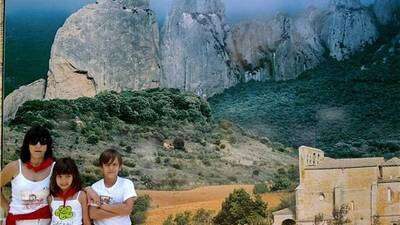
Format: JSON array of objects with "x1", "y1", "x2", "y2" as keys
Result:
[{"x1": 1, "y1": 125, "x2": 55, "y2": 225}]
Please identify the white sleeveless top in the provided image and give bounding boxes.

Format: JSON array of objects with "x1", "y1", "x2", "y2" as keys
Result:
[
  {"x1": 9, "y1": 159, "x2": 55, "y2": 214},
  {"x1": 50, "y1": 191, "x2": 83, "y2": 225}
]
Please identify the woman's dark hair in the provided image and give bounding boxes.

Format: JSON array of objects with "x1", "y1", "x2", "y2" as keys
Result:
[
  {"x1": 50, "y1": 157, "x2": 82, "y2": 195},
  {"x1": 20, "y1": 125, "x2": 54, "y2": 163}
]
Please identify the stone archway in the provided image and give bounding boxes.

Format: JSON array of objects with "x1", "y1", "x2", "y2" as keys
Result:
[{"x1": 282, "y1": 219, "x2": 296, "y2": 225}]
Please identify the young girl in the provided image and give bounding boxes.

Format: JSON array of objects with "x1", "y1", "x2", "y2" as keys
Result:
[{"x1": 48, "y1": 158, "x2": 90, "y2": 225}]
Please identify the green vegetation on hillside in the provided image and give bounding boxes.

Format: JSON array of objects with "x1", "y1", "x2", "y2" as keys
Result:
[
  {"x1": 209, "y1": 31, "x2": 400, "y2": 159},
  {"x1": 12, "y1": 88, "x2": 211, "y2": 132},
  {"x1": 5, "y1": 88, "x2": 294, "y2": 189}
]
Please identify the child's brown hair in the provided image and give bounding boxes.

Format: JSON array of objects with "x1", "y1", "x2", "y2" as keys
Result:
[
  {"x1": 50, "y1": 157, "x2": 82, "y2": 195},
  {"x1": 99, "y1": 149, "x2": 123, "y2": 166}
]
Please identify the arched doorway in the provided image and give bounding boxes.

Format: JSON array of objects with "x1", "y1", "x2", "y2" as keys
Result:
[{"x1": 282, "y1": 219, "x2": 296, "y2": 225}]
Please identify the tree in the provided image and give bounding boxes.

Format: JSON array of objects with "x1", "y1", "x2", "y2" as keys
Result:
[{"x1": 213, "y1": 189, "x2": 270, "y2": 225}]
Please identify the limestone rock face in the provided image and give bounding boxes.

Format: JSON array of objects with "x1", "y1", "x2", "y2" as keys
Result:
[
  {"x1": 160, "y1": 0, "x2": 236, "y2": 98},
  {"x1": 227, "y1": 8, "x2": 325, "y2": 81},
  {"x1": 273, "y1": 11, "x2": 325, "y2": 80},
  {"x1": 321, "y1": 0, "x2": 378, "y2": 60},
  {"x1": 45, "y1": 0, "x2": 161, "y2": 99},
  {"x1": 4, "y1": 79, "x2": 46, "y2": 121},
  {"x1": 373, "y1": 0, "x2": 400, "y2": 25}
]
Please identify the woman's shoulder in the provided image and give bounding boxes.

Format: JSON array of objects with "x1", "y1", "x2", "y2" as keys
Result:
[
  {"x1": 3, "y1": 160, "x2": 19, "y2": 173},
  {"x1": 0, "y1": 160, "x2": 19, "y2": 184}
]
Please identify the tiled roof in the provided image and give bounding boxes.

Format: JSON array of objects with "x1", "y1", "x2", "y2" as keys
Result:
[{"x1": 383, "y1": 157, "x2": 400, "y2": 166}]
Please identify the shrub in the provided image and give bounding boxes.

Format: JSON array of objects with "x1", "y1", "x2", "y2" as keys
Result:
[
  {"x1": 162, "y1": 209, "x2": 214, "y2": 225},
  {"x1": 213, "y1": 189, "x2": 269, "y2": 225},
  {"x1": 253, "y1": 183, "x2": 269, "y2": 194},
  {"x1": 131, "y1": 195, "x2": 151, "y2": 225},
  {"x1": 173, "y1": 138, "x2": 185, "y2": 150},
  {"x1": 87, "y1": 134, "x2": 99, "y2": 145}
]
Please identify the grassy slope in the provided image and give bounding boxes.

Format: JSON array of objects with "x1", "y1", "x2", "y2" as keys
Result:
[
  {"x1": 209, "y1": 31, "x2": 400, "y2": 159},
  {"x1": 4, "y1": 89, "x2": 296, "y2": 190}
]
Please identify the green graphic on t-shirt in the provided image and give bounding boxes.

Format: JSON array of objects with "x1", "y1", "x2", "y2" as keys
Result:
[{"x1": 55, "y1": 205, "x2": 73, "y2": 220}]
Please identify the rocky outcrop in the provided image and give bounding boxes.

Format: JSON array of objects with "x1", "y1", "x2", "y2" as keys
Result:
[
  {"x1": 227, "y1": 8, "x2": 325, "y2": 81},
  {"x1": 9, "y1": 0, "x2": 388, "y2": 101},
  {"x1": 45, "y1": 0, "x2": 161, "y2": 99},
  {"x1": 321, "y1": 0, "x2": 378, "y2": 60},
  {"x1": 373, "y1": 0, "x2": 400, "y2": 25},
  {"x1": 160, "y1": 0, "x2": 237, "y2": 98},
  {"x1": 4, "y1": 79, "x2": 46, "y2": 122}
]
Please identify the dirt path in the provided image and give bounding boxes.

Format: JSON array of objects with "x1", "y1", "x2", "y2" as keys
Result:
[{"x1": 138, "y1": 185, "x2": 287, "y2": 225}]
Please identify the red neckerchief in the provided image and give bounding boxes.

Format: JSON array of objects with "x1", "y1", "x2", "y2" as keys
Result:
[
  {"x1": 25, "y1": 158, "x2": 54, "y2": 172},
  {"x1": 57, "y1": 188, "x2": 78, "y2": 206}
]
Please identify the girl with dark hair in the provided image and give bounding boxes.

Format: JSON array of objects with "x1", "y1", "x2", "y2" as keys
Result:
[
  {"x1": 0, "y1": 125, "x2": 55, "y2": 225},
  {"x1": 48, "y1": 158, "x2": 90, "y2": 225}
]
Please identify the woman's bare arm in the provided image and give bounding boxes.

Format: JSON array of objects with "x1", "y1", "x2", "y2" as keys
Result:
[{"x1": 0, "y1": 161, "x2": 18, "y2": 213}]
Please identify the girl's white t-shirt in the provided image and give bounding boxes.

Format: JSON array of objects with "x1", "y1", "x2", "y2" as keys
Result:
[
  {"x1": 91, "y1": 177, "x2": 137, "y2": 225},
  {"x1": 50, "y1": 191, "x2": 83, "y2": 225}
]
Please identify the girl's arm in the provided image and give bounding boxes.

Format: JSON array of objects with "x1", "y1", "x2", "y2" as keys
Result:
[
  {"x1": 84, "y1": 187, "x2": 100, "y2": 206},
  {"x1": 47, "y1": 196, "x2": 52, "y2": 213},
  {"x1": 0, "y1": 161, "x2": 18, "y2": 213},
  {"x1": 79, "y1": 192, "x2": 92, "y2": 225}
]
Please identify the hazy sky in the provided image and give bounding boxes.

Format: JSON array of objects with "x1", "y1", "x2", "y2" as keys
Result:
[{"x1": 7, "y1": 0, "x2": 375, "y2": 22}]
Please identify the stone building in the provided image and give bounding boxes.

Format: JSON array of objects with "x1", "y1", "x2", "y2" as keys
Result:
[{"x1": 273, "y1": 146, "x2": 400, "y2": 225}]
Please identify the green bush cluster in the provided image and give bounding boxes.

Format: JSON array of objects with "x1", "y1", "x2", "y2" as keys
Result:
[
  {"x1": 13, "y1": 88, "x2": 212, "y2": 127},
  {"x1": 11, "y1": 88, "x2": 212, "y2": 144},
  {"x1": 213, "y1": 189, "x2": 271, "y2": 225},
  {"x1": 163, "y1": 209, "x2": 214, "y2": 225},
  {"x1": 131, "y1": 195, "x2": 151, "y2": 225},
  {"x1": 269, "y1": 165, "x2": 299, "y2": 192},
  {"x1": 253, "y1": 182, "x2": 269, "y2": 194}
]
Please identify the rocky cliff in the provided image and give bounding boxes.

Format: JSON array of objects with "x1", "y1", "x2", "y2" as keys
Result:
[
  {"x1": 227, "y1": 8, "x2": 325, "y2": 81},
  {"x1": 160, "y1": 0, "x2": 237, "y2": 98},
  {"x1": 6, "y1": 0, "x2": 398, "y2": 119},
  {"x1": 45, "y1": 0, "x2": 161, "y2": 99},
  {"x1": 321, "y1": 0, "x2": 378, "y2": 60},
  {"x1": 4, "y1": 79, "x2": 46, "y2": 122},
  {"x1": 227, "y1": 0, "x2": 380, "y2": 80},
  {"x1": 373, "y1": 0, "x2": 400, "y2": 25}
]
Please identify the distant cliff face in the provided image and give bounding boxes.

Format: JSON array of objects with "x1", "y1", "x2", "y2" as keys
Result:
[
  {"x1": 373, "y1": 0, "x2": 400, "y2": 25},
  {"x1": 4, "y1": 79, "x2": 46, "y2": 122},
  {"x1": 227, "y1": 8, "x2": 325, "y2": 81},
  {"x1": 5, "y1": 0, "x2": 400, "y2": 116},
  {"x1": 321, "y1": 0, "x2": 378, "y2": 60},
  {"x1": 227, "y1": 0, "x2": 382, "y2": 81},
  {"x1": 45, "y1": 0, "x2": 161, "y2": 99},
  {"x1": 160, "y1": 0, "x2": 237, "y2": 98}
]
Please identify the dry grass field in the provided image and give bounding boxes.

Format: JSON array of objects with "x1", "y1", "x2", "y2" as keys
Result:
[{"x1": 139, "y1": 185, "x2": 287, "y2": 225}]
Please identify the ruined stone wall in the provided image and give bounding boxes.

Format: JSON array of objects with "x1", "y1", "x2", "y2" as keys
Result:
[
  {"x1": 298, "y1": 146, "x2": 325, "y2": 182},
  {"x1": 382, "y1": 166, "x2": 400, "y2": 180},
  {"x1": 376, "y1": 181, "x2": 400, "y2": 224},
  {"x1": 296, "y1": 167, "x2": 379, "y2": 224}
]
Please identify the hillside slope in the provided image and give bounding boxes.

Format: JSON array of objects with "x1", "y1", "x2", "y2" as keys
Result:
[
  {"x1": 209, "y1": 30, "x2": 400, "y2": 158},
  {"x1": 4, "y1": 88, "x2": 295, "y2": 190}
]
